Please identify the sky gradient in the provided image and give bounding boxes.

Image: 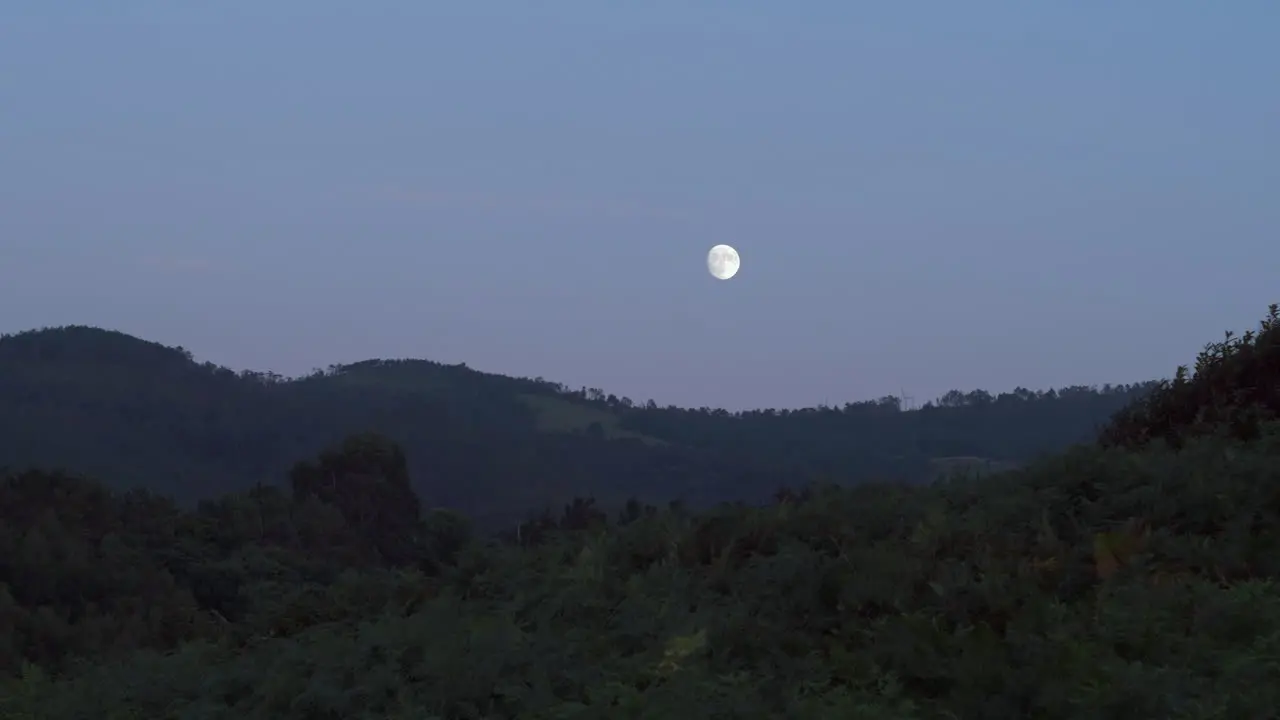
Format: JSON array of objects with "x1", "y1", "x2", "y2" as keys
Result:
[{"x1": 3, "y1": 1, "x2": 1277, "y2": 410}]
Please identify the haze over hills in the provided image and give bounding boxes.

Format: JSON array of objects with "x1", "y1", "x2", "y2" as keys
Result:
[{"x1": 0, "y1": 324, "x2": 1158, "y2": 529}]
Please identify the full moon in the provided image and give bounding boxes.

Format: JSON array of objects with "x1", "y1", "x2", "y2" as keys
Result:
[{"x1": 707, "y1": 244, "x2": 741, "y2": 280}]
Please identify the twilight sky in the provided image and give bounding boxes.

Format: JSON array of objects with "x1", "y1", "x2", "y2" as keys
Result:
[{"x1": 2, "y1": 2, "x2": 1277, "y2": 410}]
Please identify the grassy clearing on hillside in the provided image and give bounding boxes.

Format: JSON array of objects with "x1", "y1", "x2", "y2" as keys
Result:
[
  {"x1": 929, "y1": 456, "x2": 1021, "y2": 479},
  {"x1": 518, "y1": 393, "x2": 667, "y2": 445}
]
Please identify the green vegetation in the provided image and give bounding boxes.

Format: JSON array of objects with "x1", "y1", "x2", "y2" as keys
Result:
[
  {"x1": 927, "y1": 456, "x2": 1021, "y2": 480},
  {"x1": 0, "y1": 306, "x2": 1278, "y2": 717},
  {"x1": 0, "y1": 325, "x2": 1151, "y2": 529},
  {"x1": 516, "y1": 393, "x2": 665, "y2": 445}
]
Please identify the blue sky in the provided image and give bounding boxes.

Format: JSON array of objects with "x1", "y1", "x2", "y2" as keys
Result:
[{"x1": 2, "y1": 1, "x2": 1276, "y2": 410}]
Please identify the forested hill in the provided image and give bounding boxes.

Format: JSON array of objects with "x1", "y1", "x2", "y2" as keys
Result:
[
  {"x1": 0, "y1": 325, "x2": 1156, "y2": 527},
  {"x1": 2, "y1": 306, "x2": 1279, "y2": 717}
]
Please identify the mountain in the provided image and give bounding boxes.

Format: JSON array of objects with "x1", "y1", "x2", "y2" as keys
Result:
[
  {"x1": 0, "y1": 325, "x2": 1155, "y2": 528},
  {"x1": 1, "y1": 305, "x2": 1279, "y2": 718}
]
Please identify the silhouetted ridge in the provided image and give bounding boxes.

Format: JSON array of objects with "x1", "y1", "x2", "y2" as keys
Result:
[
  {"x1": 1101, "y1": 304, "x2": 1280, "y2": 449},
  {"x1": 0, "y1": 325, "x2": 200, "y2": 371},
  {"x1": 0, "y1": 323, "x2": 1158, "y2": 527}
]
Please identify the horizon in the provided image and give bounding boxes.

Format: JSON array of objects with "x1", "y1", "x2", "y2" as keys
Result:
[
  {"x1": 2, "y1": 322, "x2": 1159, "y2": 412},
  {"x1": 3, "y1": 3, "x2": 1276, "y2": 411}
]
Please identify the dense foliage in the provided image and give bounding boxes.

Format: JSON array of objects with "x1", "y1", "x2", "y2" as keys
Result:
[
  {"x1": 1100, "y1": 303, "x2": 1280, "y2": 451},
  {"x1": 1, "y1": 306, "x2": 1278, "y2": 717},
  {"x1": 0, "y1": 325, "x2": 1153, "y2": 528}
]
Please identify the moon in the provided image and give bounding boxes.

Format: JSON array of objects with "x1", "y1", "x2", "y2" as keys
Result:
[{"x1": 707, "y1": 244, "x2": 740, "y2": 280}]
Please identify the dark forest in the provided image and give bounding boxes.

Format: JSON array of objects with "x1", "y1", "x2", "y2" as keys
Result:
[{"x1": 1, "y1": 305, "x2": 1278, "y2": 718}]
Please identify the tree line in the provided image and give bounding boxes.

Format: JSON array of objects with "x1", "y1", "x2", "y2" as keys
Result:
[{"x1": 0, "y1": 305, "x2": 1278, "y2": 716}]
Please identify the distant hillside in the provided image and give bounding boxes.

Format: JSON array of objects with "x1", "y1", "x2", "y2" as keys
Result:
[
  {"x1": 4, "y1": 306, "x2": 1280, "y2": 717},
  {"x1": 0, "y1": 325, "x2": 1155, "y2": 528}
]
